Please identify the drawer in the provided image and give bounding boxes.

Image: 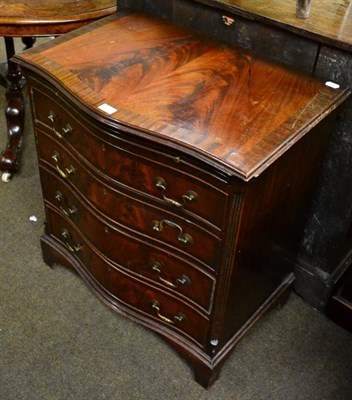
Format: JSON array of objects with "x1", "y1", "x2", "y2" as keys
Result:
[
  {"x1": 36, "y1": 129, "x2": 222, "y2": 268},
  {"x1": 46, "y1": 206, "x2": 209, "y2": 347},
  {"x1": 41, "y1": 166, "x2": 216, "y2": 312},
  {"x1": 30, "y1": 84, "x2": 229, "y2": 230}
]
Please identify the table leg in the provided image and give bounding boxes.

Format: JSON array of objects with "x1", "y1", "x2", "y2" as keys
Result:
[
  {"x1": 22, "y1": 37, "x2": 36, "y2": 50},
  {"x1": 0, "y1": 37, "x2": 25, "y2": 182}
]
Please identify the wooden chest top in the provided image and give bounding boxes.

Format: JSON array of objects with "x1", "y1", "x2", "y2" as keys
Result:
[{"x1": 15, "y1": 12, "x2": 350, "y2": 180}]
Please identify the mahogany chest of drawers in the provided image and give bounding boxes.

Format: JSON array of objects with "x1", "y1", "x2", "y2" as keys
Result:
[{"x1": 14, "y1": 11, "x2": 350, "y2": 388}]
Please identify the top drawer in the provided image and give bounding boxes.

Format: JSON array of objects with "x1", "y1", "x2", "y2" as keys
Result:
[{"x1": 30, "y1": 83, "x2": 229, "y2": 231}]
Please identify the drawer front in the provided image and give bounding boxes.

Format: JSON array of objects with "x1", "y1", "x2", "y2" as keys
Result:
[
  {"x1": 31, "y1": 84, "x2": 228, "y2": 230},
  {"x1": 46, "y1": 206, "x2": 209, "y2": 347},
  {"x1": 36, "y1": 129, "x2": 221, "y2": 268},
  {"x1": 40, "y1": 166, "x2": 215, "y2": 312}
]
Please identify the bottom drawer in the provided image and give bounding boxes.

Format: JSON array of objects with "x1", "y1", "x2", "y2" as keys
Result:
[{"x1": 46, "y1": 205, "x2": 210, "y2": 347}]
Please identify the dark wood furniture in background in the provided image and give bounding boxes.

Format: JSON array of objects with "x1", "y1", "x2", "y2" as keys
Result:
[
  {"x1": 118, "y1": 0, "x2": 352, "y2": 329},
  {"x1": 14, "y1": 9, "x2": 349, "y2": 387},
  {"x1": 0, "y1": 0, "x2": 117, "y2": 182},
  {"x1": 327, "y1": 267, "x2": 352, "y2": 333}
]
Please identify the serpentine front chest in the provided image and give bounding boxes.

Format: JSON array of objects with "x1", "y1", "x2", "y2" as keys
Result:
[{"x1": 14, "y1": 11, "x2": 350, "y2": 388}]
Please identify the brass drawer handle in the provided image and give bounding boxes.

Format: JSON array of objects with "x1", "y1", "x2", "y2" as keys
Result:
[
  {"x1": 61, "y1": 124, "x2": 73, "y2": 136},
  {"x1": 48, "y1": 111, "x2": 72, "y2": 140},
  {"x1": 61, "y1": 229, "x2": 82, "y2": 253},
  {"x1": 55, "y1": 191, "x2": 77, "y2": 217},
  {"x1": 51, "y1": 152, "x2": 75, "y2": 179},
  {"x1": 48, "y1": 110, "x2": 56, "y2": 124},
  {"x1": 151, "y1": 261, "x2": 191, "y2": 289},
  {"x1": 154, "y1": 176, "x2": 198, "y2": 208},
  {"x1": 151, "y1": 300, "x2": 186, "y2": 325},
  {"x1": 151, "y1": 219, "x2": 193, "y2": 245}
]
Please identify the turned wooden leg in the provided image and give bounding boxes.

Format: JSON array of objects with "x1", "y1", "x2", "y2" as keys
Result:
[
  {"x1": 22, "y1": 37, "x2": 36, "y2": 50},
  {"x1": 0, "y1": 37, "x2": 25, "y2": 182}
]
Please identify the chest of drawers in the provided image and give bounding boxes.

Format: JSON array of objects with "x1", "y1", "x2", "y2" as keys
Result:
[{"x1": 14, "y1": 12, "x2": 350, "y2": 388}]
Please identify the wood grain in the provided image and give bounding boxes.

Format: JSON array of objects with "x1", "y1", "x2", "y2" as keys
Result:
[
  {"x1": 0, "y1": 0, "x2": 116, "y2": 36},
  {"x1": 18, "y1": 8, "x2": 351, "y2": 388},
  {"x1": 16, "y1": 12, "x2": 349, "y2": 180}
]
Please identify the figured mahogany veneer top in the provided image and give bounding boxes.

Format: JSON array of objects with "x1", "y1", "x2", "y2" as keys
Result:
[{"x1": 15, "y1": 12, "x2": 350, "y2": 180}]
